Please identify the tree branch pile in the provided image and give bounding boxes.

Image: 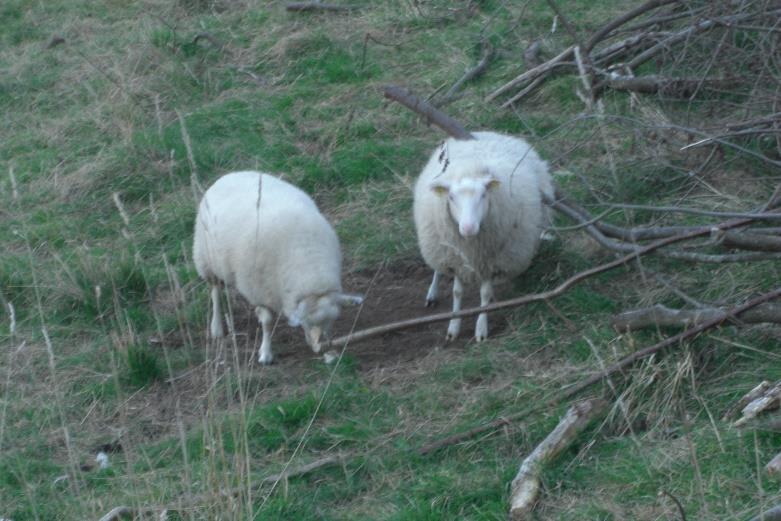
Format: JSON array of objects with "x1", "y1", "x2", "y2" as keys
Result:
[{"x1": 488, "y1": 0, "x2": 781, "y2": 107}]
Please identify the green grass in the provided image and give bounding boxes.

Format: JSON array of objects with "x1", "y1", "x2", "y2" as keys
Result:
[{"x1": 1, "y1": 0, "x2": 780, "y2": 519}]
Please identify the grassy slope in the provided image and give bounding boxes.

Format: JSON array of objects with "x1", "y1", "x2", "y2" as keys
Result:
[{"x1": 1, "y1": 0, "x2": 780, "y2": 519}]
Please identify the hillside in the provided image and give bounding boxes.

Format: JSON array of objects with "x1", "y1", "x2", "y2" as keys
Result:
[{"x1": 1, "y1": 1, "x2": 780, "y2": 519}]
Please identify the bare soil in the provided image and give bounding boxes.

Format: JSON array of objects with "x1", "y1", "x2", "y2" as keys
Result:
[{"x1": 231, "y1": 261, "x2": 512, "y2": 370}]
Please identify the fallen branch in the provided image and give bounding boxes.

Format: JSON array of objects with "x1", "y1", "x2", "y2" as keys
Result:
[
  {"x1": 485, "y1": 45, "x2": 574, "y2": 102},
  {"x1": 723, "y1": 381, "x2": 773, "y2": 420},
  {"x1": 749, "y1": 504, "x2": 781, "y2": 521},
  {"x1": 509, "y1": 398, "x2": 607, "y2": 520},
  {"x1": 383, "y1": 85, "x2": 474, "y2": 140},
  {"x1": 285, "y1": 2, "x2": 362, "y2": 12},
  {"x1": 603, "y1": 75, "x2": 737, "y2": 96},
  {"x1": 436, "y1": 39, "x2": 494, "y2": 107},
  {"x1": 418, "y1": 286, "x2": 781, "y2": 454},
  {"x1": 98, "y1": 506, "x2": 167, "y2": 521},
  {"x1": 767, "y1": 453, "x2": 781, "y2": 477},
  {"x1": 735, "y1": 380, "x2": 781, "y2": 428},
  {"x1": 584, "y1": 0, "x2": 680, "y2": 52},
  {"x1": 550, "y1": 193, "x2": 781, "y2": 263},
  {"x1": 612, "y1": 303, "x2": 781, "y2": 331},
  {"x1": 722, "y1": 231, "x2": 781, "y2": 252}
]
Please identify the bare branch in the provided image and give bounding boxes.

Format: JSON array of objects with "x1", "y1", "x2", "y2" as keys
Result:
[
  {"x1": 383, "y1": 85, "x2": 475, "y2": 140},
  {"x1": 612, "y1": 303, "x2": 781, "y2": 331},
  {"x1": 748, "y1": 504, "x2": 781, "y2": 521},
  {"x1": 723, "y1": 381, "x2": 773, "y2": 420},
  {"x1": 735, "y1": 381, "x2": 781, "y2": 428},
  {"x1": 603, "y1": 75, "x2": 738, "y2": 96},
  {"x1": 486, "y1": 45, "x2": 574, "y2": 102},
  {"x1": 722, "y1": 231, "x2": 781, "y2": 252},
  {"x1": 509, "y1": 399, "x2": 607, "y2": 520},
  {"x1": 767, "y1": 453, "x2": 781, "y2": 477},
  {"x1": 584, "y1": 0, "x2": 680, "y2": 52},
  {"x1": 436, "y1": 39, "x2": 494, "y2": 107}
]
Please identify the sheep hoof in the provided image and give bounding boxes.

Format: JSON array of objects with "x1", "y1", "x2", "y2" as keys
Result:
[
  {"x1": 425, "y1": 297, "x2": 438, "y2": 308},
  {"x1": 445, "y1": 321, "x2": 460, "y2": 341},
  {"x1": 475, "y1": 316, "x2": 488, "y2": 342},
  {"x1": 258, "y1": 354, "x2": 274, "y2": 365}
]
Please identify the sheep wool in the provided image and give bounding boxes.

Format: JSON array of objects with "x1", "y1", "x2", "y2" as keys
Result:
[
  {"x1": 193, "y1": 171, "x2": 360, "y2": 364},
  {"x1": 413, "y1": 131, "x2": 553, "y2": 342}
]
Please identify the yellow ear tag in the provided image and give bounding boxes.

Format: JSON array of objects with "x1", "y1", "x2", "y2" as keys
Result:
[
  {"x1": 431, "y1": 184, "x2": 449, "y2": 196},
  {"x1": 486, "y1": 178, "x2": 501, "y2": 190}
]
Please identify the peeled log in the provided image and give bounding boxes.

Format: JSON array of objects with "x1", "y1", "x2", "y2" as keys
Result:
[{"x1": 509, "y1": 399, "x2": 607, "y2": 520}]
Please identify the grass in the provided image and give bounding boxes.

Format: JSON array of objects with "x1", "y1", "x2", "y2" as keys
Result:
[{"x1": 1, "y1": 0, "x2": 780, "y2": 519}]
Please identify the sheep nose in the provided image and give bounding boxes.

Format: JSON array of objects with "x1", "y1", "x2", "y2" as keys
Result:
[{"x1": 459, "y1": 223, "x2": 478, "y2": 237}]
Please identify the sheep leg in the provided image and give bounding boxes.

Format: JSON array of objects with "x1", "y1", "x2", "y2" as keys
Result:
[
  {"x1": 475, "y1": 280, "x2": 493, "y2": 342},
  {"x1": 446, "y1": 277, "x2": 463, "y2": 341},
  {"x1": 256, "y1": 306, "x2": 274, "y2": 365},
  {"x1": 209, "y1": 284, "x2": 225, "y2": 338},
  {"x1": 425, "y1": 270, "x2": 441, "y2": 307}
]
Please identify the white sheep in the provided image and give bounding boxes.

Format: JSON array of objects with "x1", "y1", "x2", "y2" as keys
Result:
[
  {"x1": 413, "y1": 131, "x2": 553, "y2": 342},
  {"x1": 193, "y1": 171, "x2": 362, "y2": 364}
]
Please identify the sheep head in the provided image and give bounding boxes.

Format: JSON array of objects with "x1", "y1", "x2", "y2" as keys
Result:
[
  {"x1": 430, "y1": 171, "x2": 500, "y2": 238},
  {"x1": 289, "y1": 292, "x2": 363, "y2": 352}
]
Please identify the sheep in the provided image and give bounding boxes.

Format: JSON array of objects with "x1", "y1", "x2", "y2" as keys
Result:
[
  {"x1": 413, "y1": 131, "x2": 553, "y2": 342},
  {"x1": 193, "y1": 171, "x2": 362, "y2": 364}
]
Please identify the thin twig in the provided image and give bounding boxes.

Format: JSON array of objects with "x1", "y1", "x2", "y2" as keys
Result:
[{"x1": 436, "y1": 39, "x2": 494, "y2": 107}]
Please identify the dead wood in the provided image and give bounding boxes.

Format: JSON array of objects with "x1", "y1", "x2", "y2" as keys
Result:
[
  {"x1": 722, "y1": 231, "x2": 781, "y2": 252},
  {"x1": 584, "y1": 0, "x2": 680, "y2": 52},
  {"x1": 98, "y1": 506, "x2": 167, "y2": 521},
  {"x1": 749, "y1": 504, "x2": 781, "y2": 521},
  {"x1": 418, "y1": 286, "x2": 781, "y2": 455},
  {"x1": 735, "y1": 381, "x2": 781, "y2": 428},
  {"x1": 383, "y1": 85, "x2": 475, "y2": 140},
  {"x1": 612, "y1": 303, "x2": 781, "y2": 332},
  {"x1": 603, "y1": 75, "x2": 738, "y2": 96},
  {"x1": 549, "y1": 193, "x2": 781, "y2": 263},
  {"x1": 436, "y1": 39, "x2": 494, "y2": 107},
  {"x1": 624, "y1": 10, "x2": 781, "y2": 71},
  {"x1": 285, "y1": 2, "x2": 362, "y2": 12},
  {"x1": 485, "y1": 45, "x2": 574, "y2": 102},
  {"x1": 767, "y1": 453, "x2": 781, "y2": 477},
  {"x1": 723, "y1": 381, "x2": 773, "y2": 420},
  {"x1": 508, "y1": 398, "x2": 607, "y2": 520}
]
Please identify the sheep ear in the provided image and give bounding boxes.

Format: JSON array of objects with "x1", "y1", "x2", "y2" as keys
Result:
[
  {"x1": 430, "y1": 181, "x2": 450, "y2": 196},
  {"x1": 484, "y1": 176, "x2": 501, "y2": 190},
  {"x1": 336, "y1": 293, "x2": 363, "y2": 306}
]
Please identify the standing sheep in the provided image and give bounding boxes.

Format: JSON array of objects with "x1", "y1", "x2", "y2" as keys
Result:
[
  {"x1": 413, "y1": 131, "x2": 553, "y2": 342},
  {"x1": 193, "y1": 171, "x2": 362, "y2": 364}
]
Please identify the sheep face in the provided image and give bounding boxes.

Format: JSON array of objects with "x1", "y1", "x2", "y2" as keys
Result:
[
  {"x1": 289, "y1": 293, "x2": 363, "y2": 352},
  {"x1": 431, "y1": 175, "x2": 500, "y2": 237}
]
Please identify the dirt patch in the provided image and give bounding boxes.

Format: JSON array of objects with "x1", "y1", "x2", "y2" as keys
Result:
[{"x1": 230, "y1": 261, "x2": 513, "y2": 371}]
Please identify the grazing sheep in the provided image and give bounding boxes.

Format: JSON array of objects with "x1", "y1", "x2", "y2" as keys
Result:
[
  {"x1": 413, "y1": 131, "x2": 553, "y2": 342},
  {"x1": 193, "y1": 171, "x2": 362, "y2": 364}
]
